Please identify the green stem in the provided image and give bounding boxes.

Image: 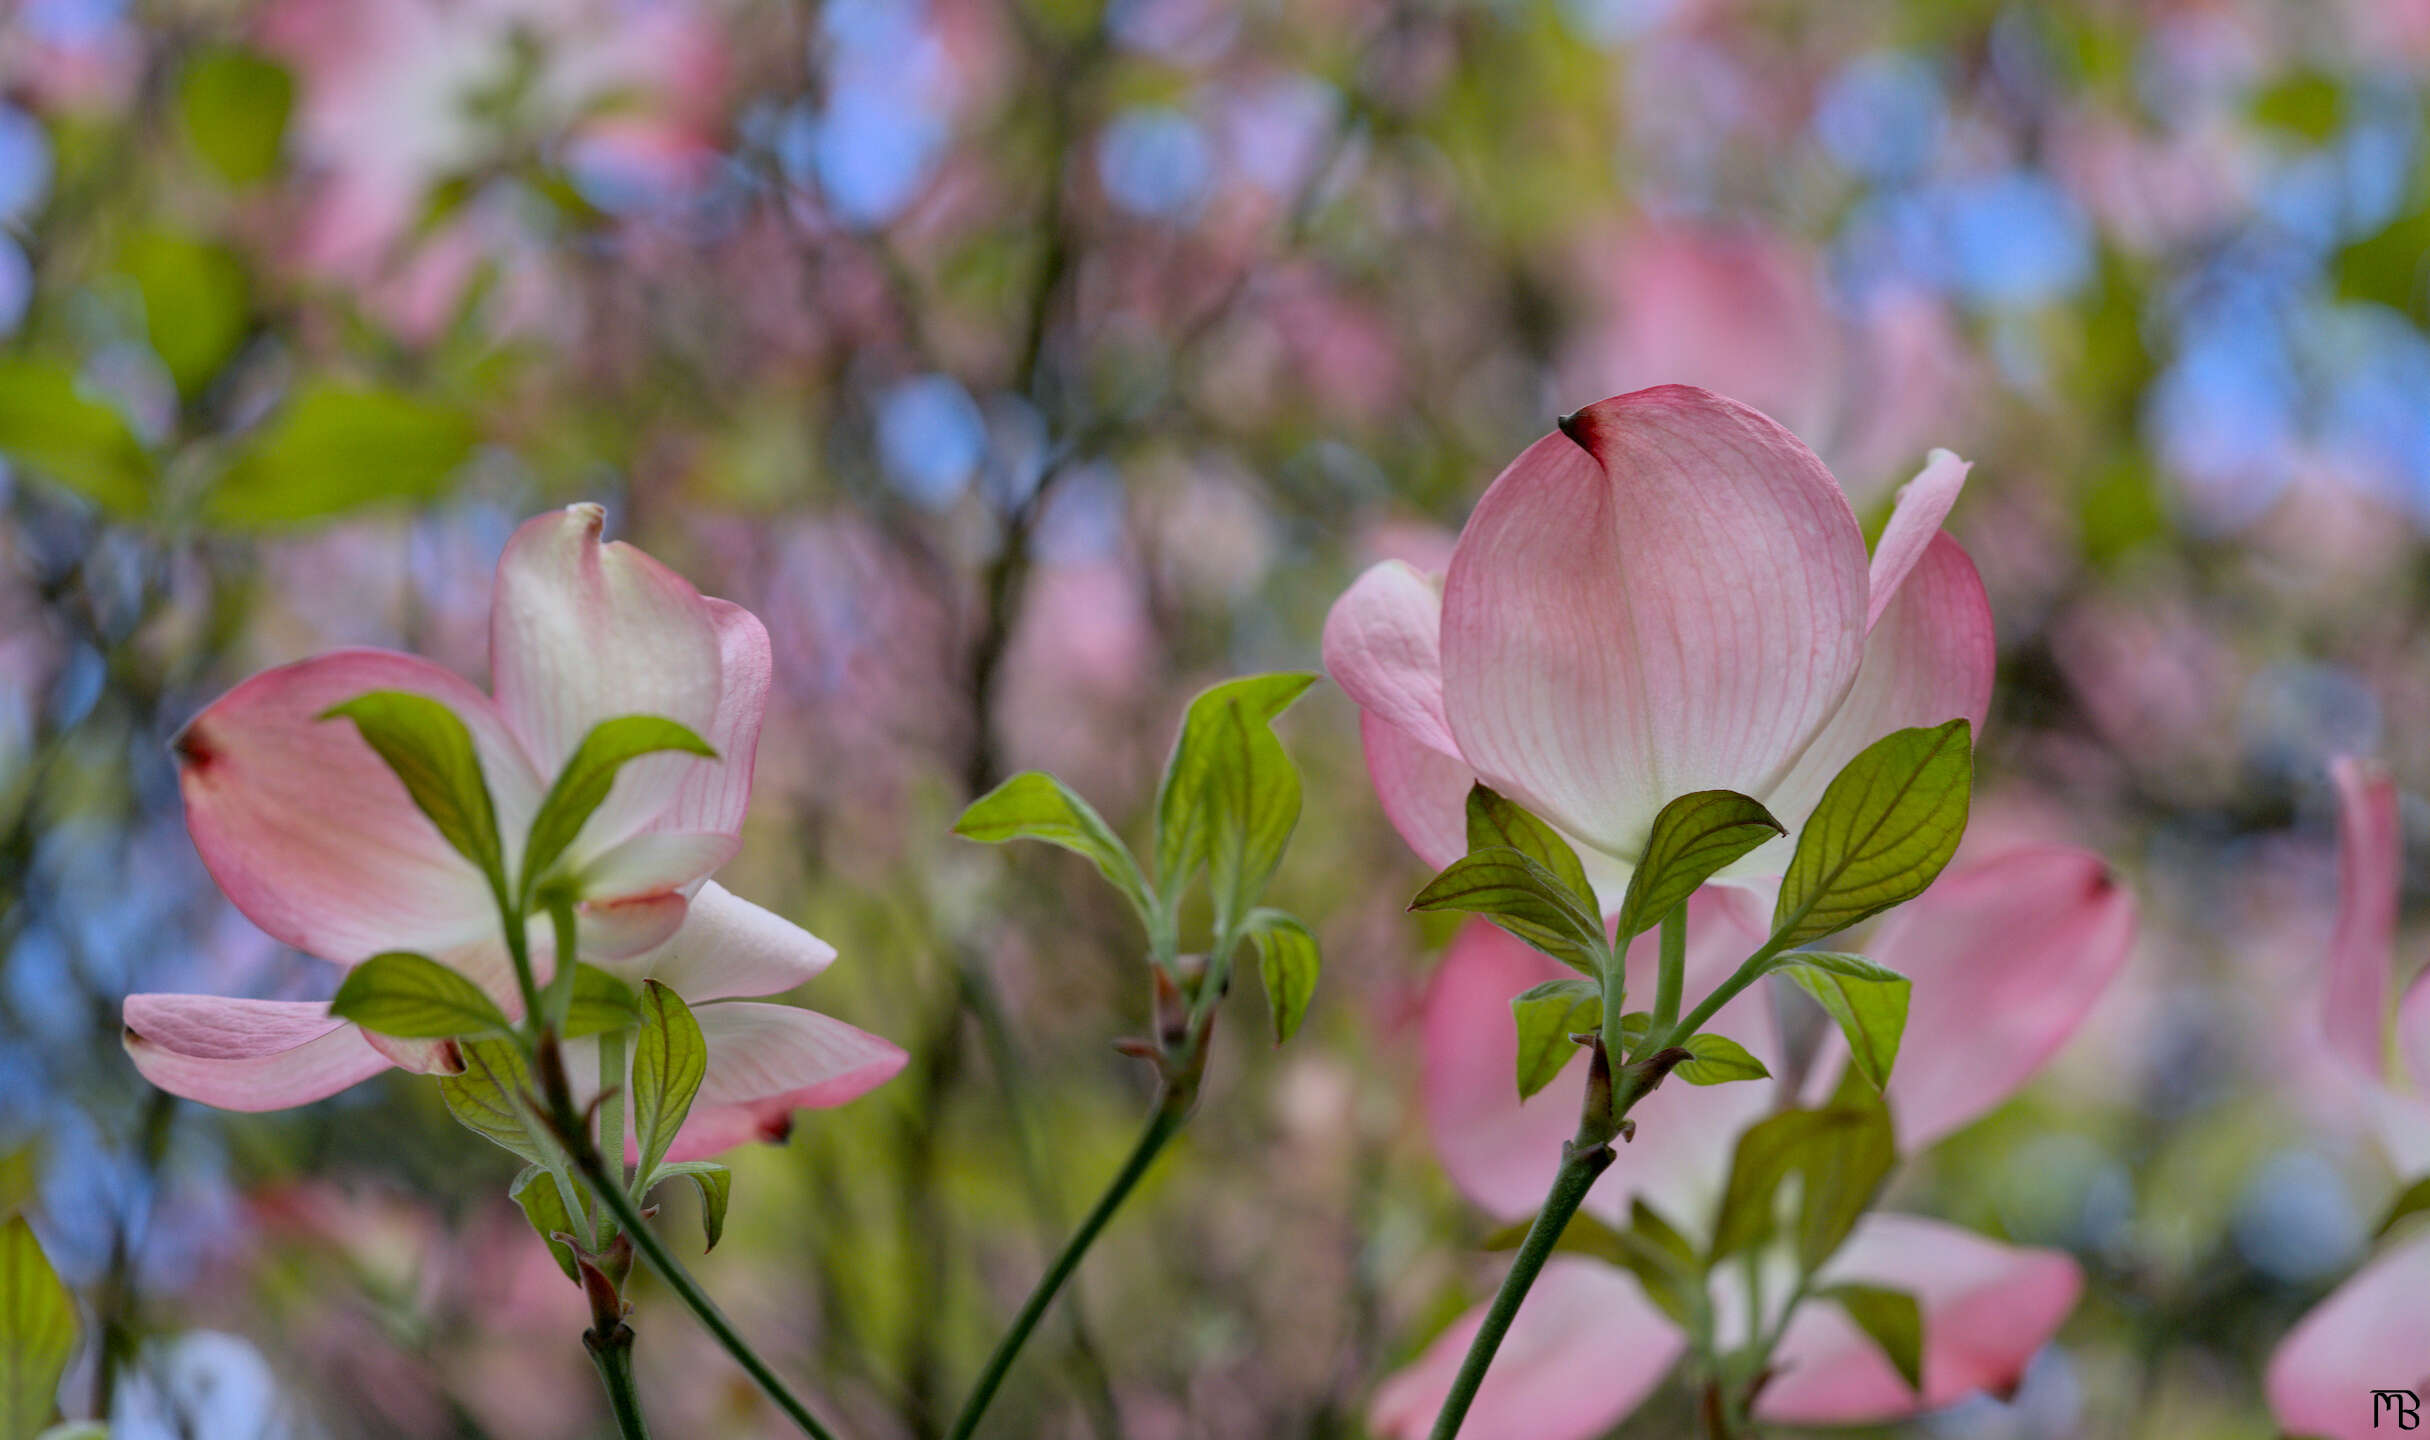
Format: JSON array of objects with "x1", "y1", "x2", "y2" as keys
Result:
[
  {"x1": 599, "y1": 1027, "x2": 629, "y2": 1196},
  {"x1": 586, "y1": 1135, "x2": 845, "y2": 1440},
  {"x1": 1669, "y1": 935, "x2": 1789, "y2": 1046},
  {"x1": 544, "y1": 894, "x2": 581, "y2": 1032},
  {"x1": 516, "y1": 1035, "x2": 597, "y2": 1254},
  {"x1": 535, "y1": 1048, "x2": 846, "y2": 1440},
  {"x1": 586, "y1": 1322, "x2": 654, "y2": 1440},
  {"x1": 497, "y1": 885, "x2": 544, "y2": 1033},
  {"x1": 1648, "y1": 902, "x2": 1687, "y2": 1044},
  {"x1": 943, "y1": 1085, "x2": 1193, "y2": 1440},
  {"x1": 1425, "y1": 1135, "x2": 1618, "y2": 1440}
]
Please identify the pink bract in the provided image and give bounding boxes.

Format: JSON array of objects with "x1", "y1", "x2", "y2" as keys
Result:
[
  {"x1": 124, "y1": 505, "x2": 903, "y2": 1157},
  {"x1": 1325, "y1": 385, "x2": 1994, "y2": 900}
]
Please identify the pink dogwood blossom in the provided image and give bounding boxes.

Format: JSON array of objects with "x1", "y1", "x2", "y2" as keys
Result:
[
  {"x1": 124, "y1": 504, "x2": 903, "y2": 1157},
  {"x1": 2268, "y1": 758, "x2": 2430, "y2": 1440},
  {"x1": 1323, "y1": 385, "x2": 1993, "y2": 902},
  {"x1": 1371, "y1": 843, "x2": 2133, "y2": 1439},
  {"x1": 1563, "y1": 226, "x2": 1972, "y2": 502},
  {"x1": 261, "y1": 0, "x2": 726, "y2": 339}
]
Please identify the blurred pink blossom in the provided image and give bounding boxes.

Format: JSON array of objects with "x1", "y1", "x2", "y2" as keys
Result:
[
  {"x1": 996, "y1": 559, "x2": 1160, "y2": 807},
  {"x1": 1563, "y1": 227, "x2": 1971, "y2": 501},
  {"x1": 2270, "y1": 757, "x2": 2430, "y2": 1440},
  {"x1": 261, "y1": 0, "x2": 727, "y2": 339},
  {"x1": 1371, "y1": 838, "x2": 2129, "y2": 1437}
]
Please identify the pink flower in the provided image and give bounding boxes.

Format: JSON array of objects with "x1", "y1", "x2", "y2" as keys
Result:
[
  {"x1": 124, "y1": 504, "x2": 903, "y2": 1158},
  {"x1": 261, "y1": 0, "x2": 726, "y2": 339},
  {"x1": 2264, "y1": 759, "x2": 2430, "y2": 1172},
  {"x1": 1323, "y1": 385, "x2": 1994, "y2": 902},
  {"x1": 2270, "y1": 1229, "x2": 2430, "y2": 1440},
  {"x1": 2268, "y1": 758, "x2": 2430, "y2": 1440},
  {"x1": 1563, "y1": 227, "x2": 1972, "y2": 502},
  {"x1": 1372, "y1": 844, "x2": 2132, "y2": 1438}
]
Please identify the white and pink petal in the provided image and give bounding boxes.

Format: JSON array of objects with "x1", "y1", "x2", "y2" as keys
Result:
[
  {"x1": 1864, "y1": 449, "x2": 1971, "y2": 632},
  {"x1": 643, "y1": 597, "x2": 772, "y2": 840},
  {"x1": 2269, "y1": 1228, "x2": 2430, "y2": 1440},
  {"x1": 1745, "y1": 534, "x2": 1995, "y2": 867},
  {"x1": 122, "y1": 995, "x2": 399, "y2": 1111},
  {"x1": 487, "y1": 504, "x2": 726, "y2": 854},
  {"x1": 1324, "y1": 561, "x2": 1458, "y2": 757},
  {"x1": 620, "y1": 882, "x2": 838, "y2": 1002},
  {"x1": 175, "y1": 648, "x2": 543, "y2": 963},
  {"x1": 1438, "y1": 387, "x2": 1870, "y2": 861},
  {"x1": 689, "y1": 1002, "x2": 905, "y2": 1114},
  {"x1": 1360, "y1": 711, "x2": 1476, "y2": 874}
]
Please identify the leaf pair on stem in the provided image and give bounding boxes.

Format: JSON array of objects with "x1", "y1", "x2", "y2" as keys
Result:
[
  {"x1": 1415, "y1": 719, "x2": 1975, "y2": 1439},
  {"x1": 945, "y1": 673, "x2": 1324, "y2": 1438}
]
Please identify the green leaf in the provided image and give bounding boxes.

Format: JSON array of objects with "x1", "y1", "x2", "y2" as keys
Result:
[
  {"x1": 562, "y1": 964, "x2": 641, "y2": 1039},
  {"x1": 1244, "y1": 908, "x2": 1320, "y2": 1045},
  {"x1": 207, "y1": 382, "x2": 477, "y2": 529},
  {"x1": 1782, "y1": 951, "x2": 1909, "y2": 984},
  {"x1": 1411, "y1": 847, "x2": 1606, "y2": 976},
  {"x1": 953, "y1": 771, "x2": 1155, "y2": 930},
  {"x1": 1782, "y1": 962, "x2": 1913, "y2": 1091},
  {"x1": 1465, "y1": 785, "x2": 1594, "y2": 911},
  {"x1": 2250, "y1": 71, "x2": 2345, "y2": 143},
  {"x1": 1712, "y1": 1110, "x2": 1811, "y2": 1259},
  {"x1": 1792, "y1": 1085, "x2": 1899, "y2": 1271},
  {"x1": 177, "y1": 46, "x2": 294, "y2": 186},
  {"x1": 520, "y1": 715, "x2": 716, "y2": 901},
  {"x1": 0, "y1": 1152, "x2": 34, "y2": 1218},
  {"x1": 1151, "y1": 672, "x2": 1318, "y2": 896},
  {"x1": 1480, "y1": 1201, "x2": 1705, "y2": 1330},
  {"x1": 509, "y1": 1164, "x2": 589, "y2": 1284},
  {"x1": 648, "y1": 1160, "x2": 733, "y2": 1252},
  {"x1": 117, "y1": 231, "x2": 250, "y2": 398},
  {"x1": 1618, "y1": 790, "x2": 1783, "y2": 938},
  {"x1": 322, "y1": 689, "x2": 508, "y2": 894},
  {"x1": 1629, "y1": 1198, "x2": 1698, "y2": 1272},
  {"x1": 37, "y1": 1424, "x2": 109, "y2": 1440},
  {"x1": 1671, "y1": 1031, "x2": 1771, "y2": 1086},
  {"x1": 329, "y1": 951, "x2": 512, "y2": 1039},
  {"x1": 632, "y1": 982, "x2": 708, "y2": 1185},
  {"x1": 2377, "y1": 1174, "x2": 2430, "y2": 1239},
  {"x1": 1, "y1": 1216, "x2": 75, "y2": 1440},
  {"x1": 1772, "y1": 721, "x2": 1973, "y2": 946},
  {"x1": 1202, "y1": 697, "x2": 1305, "y2": 938},
  {"x1": 1710, "y1": 1087, "x2": 1897, "y2": 1270},
  {"x1": 1822, "y1": 1283, "x2": 1924, "y2": 1394},
  {"x1": 439, "y1": 1038, "x2": 552, "y2": 1167},
  {"x1": 1510, "y1": 977, "x2": 1602, "y2": 1100},
  {"x1": 0, "y1": 359, "x2": 152, "y2": 516}
]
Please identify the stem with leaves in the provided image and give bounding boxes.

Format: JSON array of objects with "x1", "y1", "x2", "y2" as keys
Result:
[
  {"x1": 943, "y1": 674, "x2": 1322, "y2": 1435},
  {"x1": 532, "y1": 1037, "x2": 849, "y2": 1440}
]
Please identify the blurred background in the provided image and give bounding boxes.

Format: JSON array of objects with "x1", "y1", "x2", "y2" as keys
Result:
[{"x1": 0, "y1": 0, "x2": 2426, "y2": 1434}]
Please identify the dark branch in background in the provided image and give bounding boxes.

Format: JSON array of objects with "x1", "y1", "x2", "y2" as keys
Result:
[{"x1": 960, "y1": 12, "x2": 1105, "y2": 800}]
